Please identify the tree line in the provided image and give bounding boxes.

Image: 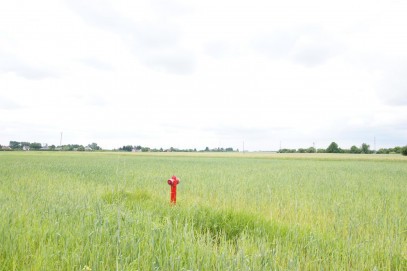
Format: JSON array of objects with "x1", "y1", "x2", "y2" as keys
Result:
[
  {"x1": 2, "y1": 140, "x2": 406, "y2": 156},
  {"x1": 1, "y1": 141, "x2": 238, "y2": 153},
  {"x1": 1, "y1": 141, "x2": 101, "y2": 151},
  {"x1": 278, "y1": 142, "x2": 407, "y2": 156}
]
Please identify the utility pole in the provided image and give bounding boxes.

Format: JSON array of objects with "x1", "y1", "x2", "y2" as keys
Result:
[
  {"x1": 60, "y1": 132, "x2": 63, "y2": 147},
  {"x1": 243, "y1": 141, "x2": 245, "y2": 154}
]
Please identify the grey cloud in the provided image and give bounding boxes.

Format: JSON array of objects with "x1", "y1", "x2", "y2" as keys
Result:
[
  {"x1": 340, "y1": 127, "x2": 406, "y2": 148},
  {"x1": 85, "y1": 96, "x2": 107, "y2": 107},
  {"x1": 67, "y1": 0, "x2": 179, "y2": 46},
  {"x1": 79, "y1": 57, "x2": 114, "y2": 71},
  {"x1": 67, "y1": 0, "x2": 195, "y2": 74},
  {"x1": 254, "y1": 26, "x2": 343, "y2": 67},
  {"x1": 150, "y1": 0, "x2": 192, "y2": 17},
  {"x1": 0, "y1": 121, "x2": 61, "y2": 145},
  {"x1": 67, "y1": 0, "x2": 128, "y2": 31},
  {"x1": 341, "y1": 53, "x2": 407, "y2": 106},
  {"x1": 140, "y1": 50, "x2": 195, "y2": 75},
  {"x1": 128, "y1": 22, "x2": 179, "y2": 49},
  {"x1": 70, "y1": 94, "x2": 107, "y2": 107},
  {"x1": 204, "y1": 42, "x2": 230, "y2": 59},
  {"x1": 0, "y1": 97, "x2": 23, "y2": 110},
  {"x1": 0, "y1": 50, "x2": 57, "y2": 80},
  {"x1": 254, "y1": 31, "x2": 297, "y2": 59},
  {"x1": 207, "y1": 125, "x2": 291, "y2": 140},
  {"x1": 314, "y1": 116, "x2": 407, "y2": 148},
  {"x1": 292, "y1": 44, "x2": 339, "y2": 67},
  {"x1": 377, "y1": 62, "x2": 407, "y2": 106}
]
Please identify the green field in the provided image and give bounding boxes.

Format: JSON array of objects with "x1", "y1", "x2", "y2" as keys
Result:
[{"x1": 1, "y1": 152, "x2": 406, "y2": 270}]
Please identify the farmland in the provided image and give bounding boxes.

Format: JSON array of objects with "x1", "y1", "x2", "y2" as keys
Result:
[{"x1": 1, "y1": 152, "x2": 406, "y2": 270}]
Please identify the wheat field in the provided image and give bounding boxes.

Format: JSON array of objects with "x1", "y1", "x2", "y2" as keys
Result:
[{"x1": 1, "y1": 152, "x2": 406, "y2": 270}]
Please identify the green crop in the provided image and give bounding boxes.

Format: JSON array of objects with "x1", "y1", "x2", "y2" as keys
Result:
[{"x1": 1, "y1": 152, "x2": 406, "y2": 270}]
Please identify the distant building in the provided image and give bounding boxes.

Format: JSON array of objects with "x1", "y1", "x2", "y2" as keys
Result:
[
  {"x1": 2, "y1": 146, "x2": 11, "y2": 150},
  {"x1": 84, "y1": 146, "x2": 92, "y2": 151},
  {"x1": 23, "y1": 146, "x2": 30, "y2": 151},
  {"x1": 132, "y1": 148, "x2": 141, "y2": 152}
]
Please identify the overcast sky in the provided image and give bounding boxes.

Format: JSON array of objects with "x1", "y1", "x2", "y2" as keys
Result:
[{"x1": 1, "y1": 0, "x2": 406, "y2": 151}]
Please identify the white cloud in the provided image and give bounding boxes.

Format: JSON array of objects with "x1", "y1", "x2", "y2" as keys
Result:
[
  {"x1": 254, "y1": 25, "x2": 347, "y2": 69},
  {"x1": 0, "y1": 96, "x2": 23, "y2": 110},
  {"x1": 1, "y1": 0, "x2": 407, "y2": 150},
  {"x1": 78, "y1": 57, "x2": 114, "y2": 71},
  {"x1": 0, "y1": 49, "x2": 58, "y2": 80},
  {"x1": 204, "y1": 42, "x2": 230, "y2": 59},
  {"x1": 66, "y1": 0, "x2": 195, "y2": 74},
  {"x1": 377, "y1": 61, "x2": 407, "y2": 106}
]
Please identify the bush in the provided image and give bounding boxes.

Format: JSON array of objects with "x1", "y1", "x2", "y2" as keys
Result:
[{"x1": 401, "y1": 146, "x2": 407, "y2": 156}]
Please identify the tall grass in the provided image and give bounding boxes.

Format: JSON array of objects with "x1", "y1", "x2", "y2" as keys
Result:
[{"x1": 0, "y1": 152, "x2": 406, "y2": 270}]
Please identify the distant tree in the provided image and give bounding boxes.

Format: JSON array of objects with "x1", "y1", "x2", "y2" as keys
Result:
[
  {"x1": 50, "y1": 145, "x2": 56, "y2": 150},
  {"x1": 88, "y1": 143, "x2": 101, "y2": 150},
  {"x1": 78, "y1": 146, "x2": 85, "y2": 151},
  {"x1": 30, "y1": 142, "x2": 42, "y2": 150},
  {"x1": 376, "y1": 148, "x2": 388, "y2": 154},
  {"x1": 204, "y1": 147, "x2": 209, "y2": 152},
  {"x1": 298, "y1": 148, "x2": 306, "y2": 153},
  {"x1": 225, "y1": 147, "x2": 234, "y2": 152},
  {"x1": 119, "y1": 145, "x2": 132, "y2": 152},
  {"x1": 326, "y1": 142, "x2": 340, "y2": 153},
  {"x1": 279, "y1": 148, "x2": 296, "y2": 153},
  {"x1": 317, "y1": 148, "x2": 326, "y2": 153},
  {"x1": 401, "y1": 146, "x2": 407, "y2": 156},
  {"x1": 350, "y1": 145, "x2": 361, "y2": 154},
  {"x1": 9, "y1": 141, "x2": 20, "y2": 149},
  {"x1": 306, "y1": 147, "x2": 316, "y2": 153},
  {"x1": 376, "y1": 147, "x2": 403, "y2": 154},
  {"x1": 141, "y1": 147, "x2": 149, "y2": 152},
  {"x1": 392, "y1": 146, "x2": 401, "y2": 154},
  {"x1": 361, "y1": 143, "x2": 370, "y2": 154}
]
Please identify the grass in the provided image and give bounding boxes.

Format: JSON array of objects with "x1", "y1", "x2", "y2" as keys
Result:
[{"x1": 0, "y1": 151, "x2": 406, "y2": 270}]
